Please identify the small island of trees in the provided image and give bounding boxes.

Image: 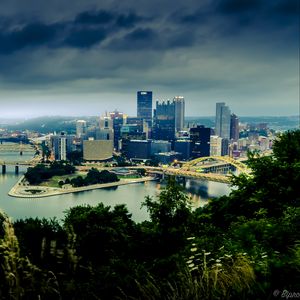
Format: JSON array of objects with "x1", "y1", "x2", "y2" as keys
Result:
[
  {"x1": 24, "y1": 161, "x2": 76, "y2": 185},
  {"x1": 25, "y1": 162, "x2": 120, "y2": 188},
  {"x1": 62, "y1": 168, "x2": 119, "y2": 187}
]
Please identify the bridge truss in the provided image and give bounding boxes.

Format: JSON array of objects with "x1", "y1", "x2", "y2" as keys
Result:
[{"x1": 182, "y1": 156, "x2": 250, "y2": 173}]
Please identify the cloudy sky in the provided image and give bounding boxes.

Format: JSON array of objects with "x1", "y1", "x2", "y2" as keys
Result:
[{"x1": 0, "y1": 0, "x2": 298, "y2": 118}]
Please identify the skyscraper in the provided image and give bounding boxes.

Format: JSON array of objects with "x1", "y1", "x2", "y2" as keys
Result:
[
  {"x1": 153, "y1": 100, "x2": 176, "y2": 141},
  {"x1": 174, "y1": 96, "x2": 185, "y2": 132},
  {"x1": 190, "y1": 125, "x2": 211, "y2": 158},
  {"x1": 215, "y1": 102, "x2": 231, "y2": 139},
  {"x1": 97, "y1": 114, "x2": 114, "y2": 141},
  {"x1": 110, "y1": 110, "x2": 125, "y2": 150},
  {"x1": 51, "y1": 132, "x2": 74, "y2": 160},
  {"x1": 76, "y1": 120, "x2": 87, "y2": 138},
  {"x1": 230, "y1": 113, "x2": 239, "y2": 141},
  {"x1": 137, "y1": 91, "x2": 152, "y2": 123}
]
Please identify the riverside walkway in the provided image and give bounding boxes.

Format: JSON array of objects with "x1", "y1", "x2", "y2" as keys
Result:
[{"x1": 8, "y1": 176, "x2": 156, "y2": 198}]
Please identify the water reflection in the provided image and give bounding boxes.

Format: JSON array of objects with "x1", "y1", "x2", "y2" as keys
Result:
[{"x1": 0, "y1": 148, "x2": 231, "y2": 222}]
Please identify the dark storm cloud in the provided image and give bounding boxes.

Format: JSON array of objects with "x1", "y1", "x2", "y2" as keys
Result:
[
  {"x1": 75, "y1": 10, "x2": 115, "y2": 25},
  {"x1": 179, "y1": 10, "x2": 208, "y2": 24},
  {"x1": 126, "y1": 28, "x2": 156, "y2": 41},
  {"x1": 0, "y1": 8, "x2": 149, "y2": 53},
  {"x1": 63, "y1": 28, "x2": 107, "y2": 48},
  {"x1": 116, "y1": 12, "x2": 143, "y2": 28},
  {"x1": 0, "y1": 0, "x2": 298, "y2": 116},
  {"x1": 0, "y1": 22, "x2": 60, "y2": 54},
  {"x1": 107, "y1": 25, "x2": 197, "y2": 51},
  {"x1": 74, "y1": 10, "x2": 143, "y2": 28},
  {"x1": 217, "y1": 0, "x2": 262, "y2": 14}
]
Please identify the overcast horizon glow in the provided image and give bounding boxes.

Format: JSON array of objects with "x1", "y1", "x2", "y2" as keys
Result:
[{"x1": 0, "y1": 0, "x2": 299, "y2": 118}]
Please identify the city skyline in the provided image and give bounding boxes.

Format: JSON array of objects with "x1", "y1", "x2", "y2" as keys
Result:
[{"x1": 0, "y1": 0, "x2": 299, "y2": 118}]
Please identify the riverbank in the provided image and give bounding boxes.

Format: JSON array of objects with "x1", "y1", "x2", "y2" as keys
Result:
[{"x1": 8, "y1": 176, "x2": 157, "y2": 198}]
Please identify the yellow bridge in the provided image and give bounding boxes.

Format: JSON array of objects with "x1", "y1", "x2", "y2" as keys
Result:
[
  {"x1": 121, "y1": 156, "x2": 250, "y2": 184},
  {"x1": 0, "y1": 155, "x2": 250, "y2": 183},
  {"x1": 182, "y1": 156, "x2": 250, "y2": 173}
]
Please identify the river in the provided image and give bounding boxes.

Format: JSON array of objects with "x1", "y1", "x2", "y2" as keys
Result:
[{"x1": 0, "y1": 145, "x2": 231, "y2": 222}]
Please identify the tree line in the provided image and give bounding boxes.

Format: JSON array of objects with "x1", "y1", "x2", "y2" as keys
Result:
[
  {"x1": 24, "y1": 161, "x2": 76, "y2": 185},
  {"x1": 62, "y1": 168, "x2": 119, "y2": 187}
]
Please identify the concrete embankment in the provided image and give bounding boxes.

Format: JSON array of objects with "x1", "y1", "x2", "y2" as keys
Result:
[{"x1": 8, "y1": 176, "x2": 157, "y2": 199}]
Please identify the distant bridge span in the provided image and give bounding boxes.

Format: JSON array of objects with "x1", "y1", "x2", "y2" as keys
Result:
[
  {"x1": 182, "y1": 156, "x2": 250, "y2": 173},
  {"x1": 148, "y1": 168, "x2": 232, "y2": 183},
  {"x1": 0, "y1": 159, "x2": 39, "y2": 166}
]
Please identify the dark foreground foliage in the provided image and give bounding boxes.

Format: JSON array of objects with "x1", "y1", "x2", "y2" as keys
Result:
[{"x1": 1, "y1": 130, "x2": 299, "y2": 299}]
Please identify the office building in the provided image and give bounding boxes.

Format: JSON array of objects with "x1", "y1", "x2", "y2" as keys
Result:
[
  {"x1": 83, "y1": 139, "x2": 113, "y2": 161},
  {"x1": 126, "y1": 140, "x2": 151, "y2": 160},
  {"x1": 190, "y1": 125, "x2": 211, "y2": 158},
  {"x1": 110, "y1": 110, "x2": 125, "y2": 150},
  {"x1": 215, "y1": 102, "x2": 231, "y2": 139},
  {"x1": 50, "y1": 132, "x2": 74, "y2": 160},
  {"x1": 97, "y1": 115, "x2": 114, "y2": 141},
  {"x1": 126, "y1": 117, "x2": 149, "y2": 139},
  {"x1": 154, "y1": 151, "x2": 181, "y2": 164},
  {"x1": 221, "y1": 138, "x2": 229, "y2": 156},
  {"x1": 174, "y1": 96, "x2": 185, "y2": 132},
  {"x1": 210, "y1": 135, "x2": 222, "y2": 156},
  {"x1": 153, "y1": 100, "x2": 176, "y2": 141},
  {"x1": 174, "y1": 140, "x2": 192, "y2": 160},
  {"x1": 150, "y1": 140, "x2": 172, "y2": 156},
  {"x1": 120, "y1": 124, "x2": 147, "y2": 157},
  {"x1": 137, "y1": 91, "x2": 152, "y2": 123},
  {"x1": 230, "y1": 113, "x2": 239, "y2": 141},
  {"x1": 126, "y1": 117, "x2": 144, "y2": 131},
  {"x1": 99, "y1": 114, "x2": 113, "y2": 130},
  {"x1": 76, "y1": 120, "x2": 87, "y2": 138}
]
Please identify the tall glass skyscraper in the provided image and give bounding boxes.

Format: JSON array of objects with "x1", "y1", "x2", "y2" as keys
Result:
[
  {"x1": 230, "y1": 113, "x2": 239, "y2": 141},
  {"x1": 174, "y1": 96, "x2": 185, "y2": 132},
  {"x1": 153, "y1": 100, "x2": 176, "y2": 141},
  {"x1": 215, "y1": 102, "x2": 231, "y2": 139},
  {"x1": 76, "y1": 120, "x2": 87, "y2": 138},
  {"x1": 137, "y1": 91, "x2": 153, "y2": 123}
]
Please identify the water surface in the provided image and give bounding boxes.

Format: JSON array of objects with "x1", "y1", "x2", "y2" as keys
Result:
[{"x1": 0, "y1": 146, "x2": 231, "y2": 222}]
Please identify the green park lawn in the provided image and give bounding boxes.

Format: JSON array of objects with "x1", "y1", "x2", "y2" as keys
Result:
[
  {"x1": 39, "y1": 172, "x2": 86, "y2": 188},
  {"x1": 39, "y1": 172, "x2": 142, "y2": 188}
]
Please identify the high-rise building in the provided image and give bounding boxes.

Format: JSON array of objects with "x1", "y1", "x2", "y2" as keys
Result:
[
  {"x1": 126, "y1": 140, "x2": 151, "y2": 160},
  {"x1": 174, "y1": 96, "x2": 185, "y2": 132},
  {"x1": 110, "y1": 110, "x2": 125, "y2": 150},
  {"x1": 76, "y1": 120, "x2": 87, "y2": 138},
  {"x1": 50, "y1": 132, "x2": 74, "y2": 160},
  {"x1": 150, "y1": 140, "x2": 172, "y2": 156},
  {"x1": 137, "y1": 91, "x2": 152, "y2": 123},
  {"x1": 210, "y1": 135, "x2": 229, "y2": 156},
  {"x1": 221, "y1": 138, "x2": 229, "y2": 156},
  {"x1": 215, "y1": 102, "x2": 231, "y2": 139},
  {"x1": 230, "y1": 113, "x2": 239, "y2": 141},
  {"x1": 99, "y1": 114, "x2": 113, "y2": 130},
  {"x1": 153, "y1": 100, "x2": 176, "y2": 141},
  {"x1": 189, "y1": 125, "x2": 211, "y2": 158},
  {"x1": 120, "y1": 124, "x2": 147, "y2": 156},
  {"x1": 174, "y1": 140, "x2": 192, "y2": 160},
  {"x1": 126, "y1": 117, "x2": 149, "y2": 139},
  {"x1": 210, "y1": 135, "x2": 222, "y2": 156},
  {"x1": 97, "y1": 115, "x2": 114, "y2": 141}
]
